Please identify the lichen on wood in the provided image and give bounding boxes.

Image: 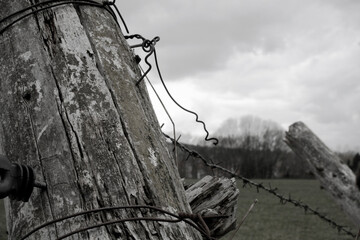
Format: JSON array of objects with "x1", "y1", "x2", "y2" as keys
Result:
[{"x1": 0, "y1": 1, "x2": 202, "y2": 239}]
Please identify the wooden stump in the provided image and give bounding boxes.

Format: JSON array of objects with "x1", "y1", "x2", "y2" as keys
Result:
[{"x1": 186, "y1": 175, "x2": 239, "y2": 238}]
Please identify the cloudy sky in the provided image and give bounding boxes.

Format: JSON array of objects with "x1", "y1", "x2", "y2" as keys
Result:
[{"x1": 117, "y1": 0, "x2": 360, "y2": 151}]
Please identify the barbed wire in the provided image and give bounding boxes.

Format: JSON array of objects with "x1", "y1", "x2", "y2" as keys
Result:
[
  {"x1": 1, "y1": 1, "x2": 357, "y2": 239},
  {"x1": 163, "y1": 133, "x2": 357, "y2": 238},
  {"x1": 21, "y1": 204, "x2": 229, "y2": 239}
]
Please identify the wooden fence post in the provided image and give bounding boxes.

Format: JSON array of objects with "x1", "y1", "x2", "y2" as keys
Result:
[
  {"x1": 0, "y1": 1, "x2": 203, "y2": 239},
  {"x1": 285, "y1": 121, "x2": 360, "y2": 225}
]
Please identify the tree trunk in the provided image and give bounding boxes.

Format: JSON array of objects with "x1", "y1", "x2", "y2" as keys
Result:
[
  {"x1": 285, "y1": 121, "x2": 360, "y2": 226},
  {"x1": 0, "y1": 1, "x2": 202, "y2": 239}
]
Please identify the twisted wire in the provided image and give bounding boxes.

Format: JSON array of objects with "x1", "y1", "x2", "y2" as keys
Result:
[
  {"x1": 124, "y1": 34, "x2": 160, "y2": 85},
  {"x1": 163, "y1": 133, "x2": 357, "y2": 238},
  {"x1": 125, "y1": 33, "x2": 219, "y2": 145},
  {"x1": 153, "y1": 49, "x2": 219, "y2": 145}
]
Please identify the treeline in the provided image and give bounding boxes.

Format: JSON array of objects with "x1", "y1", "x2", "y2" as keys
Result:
[
  {"x1": 176, "y1": 143, "x2": 311, "y2": 179},
  {"x1": 174, "y1": 118, "x2": 313, "y2": 179},
  {"x1": 172, "y1": 116, "x2": 359, "y2": 179},
  {"x1": 174, "y1": 142, "x2": 359, "y2": 180}
]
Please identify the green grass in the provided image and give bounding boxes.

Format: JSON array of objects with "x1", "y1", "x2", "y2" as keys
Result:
[
  {"x1": 0, "y1": 180, "x2": 357, "y2": 240},
  {"x1": 222, "y1": 179, "x2": 357, "y2": 240}
]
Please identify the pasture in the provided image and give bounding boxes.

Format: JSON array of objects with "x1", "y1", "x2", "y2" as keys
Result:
[
  {"x1": 0, "y1": 179, "x2": 357, "y2": 239},
  {"x1": 222, "y1": 179, "x2": 357, "y2": 240}
]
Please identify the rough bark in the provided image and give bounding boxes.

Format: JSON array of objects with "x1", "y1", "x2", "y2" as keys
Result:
[
  {"x1": 0, "y1": 1, "x2": 202, "y2": 239},
  {"x1": 186, "y1": 176, "x2": 239, "y2": 238},
  {"x1": 285, "y1": 121, "x2": 360, "y2": 225}
]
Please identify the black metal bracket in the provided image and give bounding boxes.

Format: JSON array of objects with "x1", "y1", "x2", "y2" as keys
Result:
[{"x1": 0, "y1": 155, "x2": 46, "y2": 202}]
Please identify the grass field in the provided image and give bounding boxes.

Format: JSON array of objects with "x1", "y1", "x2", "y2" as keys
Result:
[
  {"x1": 222, "y1": 179, "x2": 357, "y2": 240},
  {"x1": 0, "y1": 179, "x2": 358, "y2": 239}
]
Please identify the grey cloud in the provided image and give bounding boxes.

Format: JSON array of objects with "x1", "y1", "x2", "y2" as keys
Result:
[
  {"x1": 119, "y1": 0, "x2": 326, "y2": 80},
  {"x1": 119, "y1": 0, "x2": 360, "y2": 150}
]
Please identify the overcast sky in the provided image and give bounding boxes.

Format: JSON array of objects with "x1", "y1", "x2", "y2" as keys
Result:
[{"x1": 117, "y1": 1, "x2": 360, "y2": 151}]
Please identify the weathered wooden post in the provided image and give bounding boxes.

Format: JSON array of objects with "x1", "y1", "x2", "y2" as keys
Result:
[
  {"x1": 0, "y1": 1, "x2": 203, "y2": 239},
  {"x1": 285, "y1": 121, "x2": 360, "y2": 226},
  {"x1": 186, "y1": 176, "x2": 239, "y2": 238}
]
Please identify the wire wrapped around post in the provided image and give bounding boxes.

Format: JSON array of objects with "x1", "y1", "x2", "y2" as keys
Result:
[
  {"x1": 0, "y1": 0, "x2": 129, "y2": 35},
  {"x1": 20, "y1": 205, "x2": 227, "y2": 240}
]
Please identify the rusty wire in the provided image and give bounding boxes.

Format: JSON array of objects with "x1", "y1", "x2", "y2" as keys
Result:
[
  {"x1": 21, "y1": 204, "x2": 227, "y2": 239},
  {"x1": 163, "y1": 133, "x2": 357, "y2": 238}
]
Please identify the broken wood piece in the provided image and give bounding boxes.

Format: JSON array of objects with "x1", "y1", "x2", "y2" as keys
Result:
[
  {"x1": 285, "y1": 121, "x2": 360, "y2": 225},
  {"x1": 185, "y1": 175, "x2": 239, "y2": 238}
]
